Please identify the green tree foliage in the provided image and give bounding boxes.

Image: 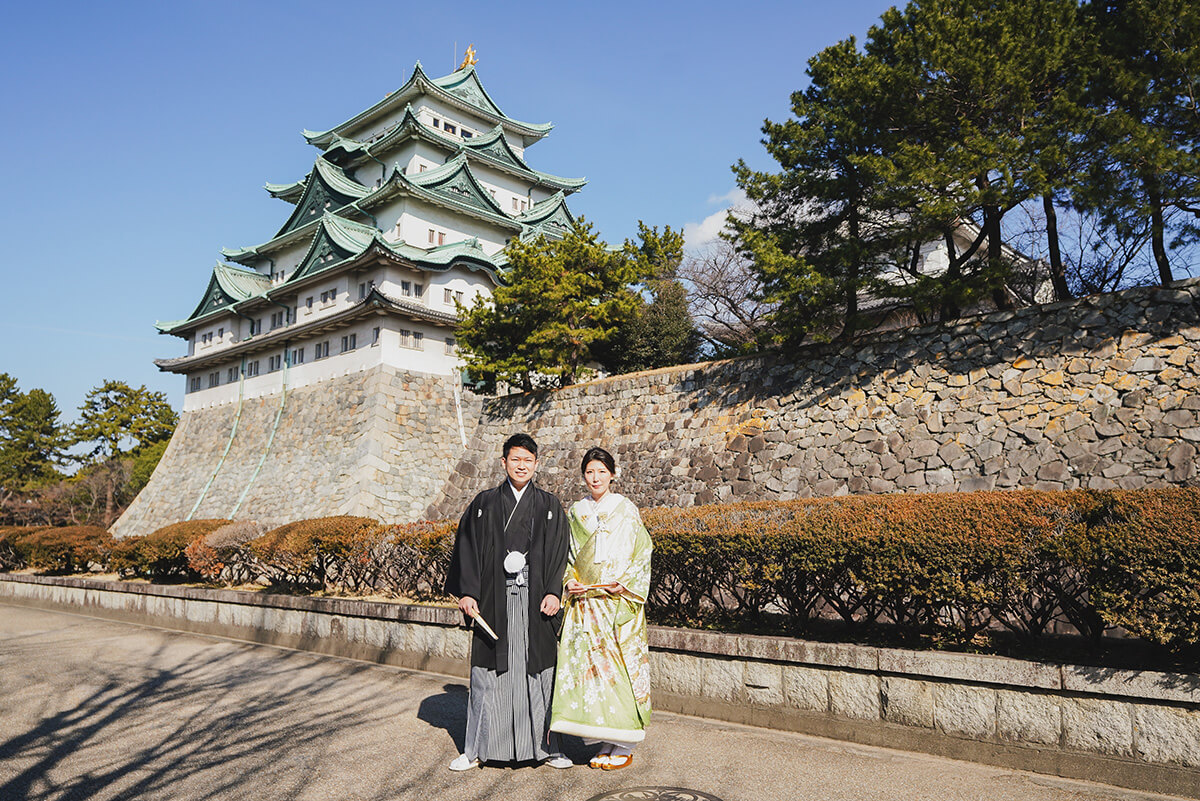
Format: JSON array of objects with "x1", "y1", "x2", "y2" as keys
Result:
[
  {"x1": 598, "y1": 224, "x2": 701, "y2": 373},
  {"x1": 0, "y1": 373, "x2": 68, "y2": 492},
  {"x1": 457, "y1": 220, "x2": 695, "y2": 391},
  {"x1": 731, "y1": 0, "x2": 1196, "y2": 345},
  {"x1": 71, "y1": 380, "x2": 177, "y2": 462},
  {"x1": 1078, "y1": 0, "x2": 1200, "y2": 285}
]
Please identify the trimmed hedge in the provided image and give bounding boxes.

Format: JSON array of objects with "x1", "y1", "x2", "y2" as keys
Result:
[
  {"x1": 112, "y1": 519, "x2": 231, "y2": 580},
  {"x1": 6, "y1": 488, "x2": 1200, "y2": 654},
  {"x1": 11, "y1": 526, "x2": 110, "y2": 574}
]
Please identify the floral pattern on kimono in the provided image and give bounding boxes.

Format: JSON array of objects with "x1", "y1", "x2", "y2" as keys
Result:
[{"x1": 549, "y1": 492, "x2": 652, "y2": 743}]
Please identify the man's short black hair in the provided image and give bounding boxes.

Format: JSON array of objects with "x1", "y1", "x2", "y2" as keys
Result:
[{"x1": 502, "y1": 433, "x2": 538, "y2": 458}]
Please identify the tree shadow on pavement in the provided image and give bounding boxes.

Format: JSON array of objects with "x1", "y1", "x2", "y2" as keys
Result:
[{"x1": 0, "y1": 618, "x2": 400, "y2": 801}]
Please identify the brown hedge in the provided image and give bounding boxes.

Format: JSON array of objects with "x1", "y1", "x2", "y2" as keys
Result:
[
  {"x1": 247, "y1": 516, "x2": 387, "y2": 590},
  {"x1": 111, "y1": 519, "x2": 231, "y2": 580},
  {"x1": 13, "y1": 526, "x2": 111, "y2": 574}
]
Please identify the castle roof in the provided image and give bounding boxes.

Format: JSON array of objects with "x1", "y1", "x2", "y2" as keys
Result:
[
  {"x1": 303, "y1": 63, "x2": 552, "y2": 150},
  {"x1": 156, "y1": 262, "x2": 270, "y2": 333},
  {"x1": 161, "y1": 212, "x2": 506, "y2": 337},
  {"x1": 270, "y1": 158, "x2": 371, "y2": 236},
  {"x1": 154, "y1": 287, "x2": 460, "y2": 374},
  {"x1": 318, "y1": 104, "x2": 585, "y2": 194},
  {"x1": 223, "y1": 156, "x2": 527, "y2": 266}
]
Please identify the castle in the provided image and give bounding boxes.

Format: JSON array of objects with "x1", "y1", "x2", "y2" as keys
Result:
[{"x1": 155, "y1": 55, "x2": 583, "y2": 411}]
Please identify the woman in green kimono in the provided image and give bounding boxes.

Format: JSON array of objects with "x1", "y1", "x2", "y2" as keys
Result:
[{"x1": 549, "y1": 446, "x2": 652, "y2": 770}]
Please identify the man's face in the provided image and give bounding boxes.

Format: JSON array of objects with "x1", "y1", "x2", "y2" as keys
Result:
[{"x1": 502, "y1": 446, "x2": 537, "y2": 489}]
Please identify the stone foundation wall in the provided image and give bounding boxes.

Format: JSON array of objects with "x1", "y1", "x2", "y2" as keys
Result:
[
  {"x1": 5, "y1": 574, "x2": 1196, "y2": 798},
  {"x1": 114, "y1": 366, "x2": 481, "y2": 537},
  {"x1": 428, "y1": 279, "x2": 1200, "y2": 517},
  {"x1": 119, "y1": 279, "x2": 1200, "y2": 536}
]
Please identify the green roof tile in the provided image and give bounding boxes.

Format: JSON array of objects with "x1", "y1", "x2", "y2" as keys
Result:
[{"x1": 304, "y1": 62, "x2": 552, "y2": 150}]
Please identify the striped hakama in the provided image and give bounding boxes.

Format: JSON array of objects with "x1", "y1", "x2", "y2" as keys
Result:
[{"x1": 464, "y1": 566, "x2": 560, "y2": 763}]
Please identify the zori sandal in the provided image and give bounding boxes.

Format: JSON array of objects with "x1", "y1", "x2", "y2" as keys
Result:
[
  {"x1": 602, "y1": 754, "x2": 633, "y2": 770},
  {"x1": 589, "y1": 754, "x2": 612, "y2": 769}
]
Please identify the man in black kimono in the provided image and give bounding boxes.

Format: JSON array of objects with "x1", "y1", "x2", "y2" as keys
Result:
[{"x1": 445, "y1": 433, "x2": 571, "y2": 770}]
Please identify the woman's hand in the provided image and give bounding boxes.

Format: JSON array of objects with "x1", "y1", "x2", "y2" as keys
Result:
[
  {"x1": 604, "y1": 583, "x2": 625, "y2": 595},
  {"x1": 566, "y1": 579, "x2": 587, "y2": 596}
]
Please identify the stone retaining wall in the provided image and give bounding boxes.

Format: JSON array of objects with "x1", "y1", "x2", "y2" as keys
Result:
[
  {"x1": 3, "y1": 574, "x2": 1196, "y2": 798},
  {"x1": 428, "y1": 279, "x2": 1200, "y2": 516},
  {"x1": 114, "y1": 365, "x2": 480, "y2": 537}
]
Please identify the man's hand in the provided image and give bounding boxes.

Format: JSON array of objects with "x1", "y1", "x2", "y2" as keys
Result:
[
  {"x1": 458, "y1": 596, "x2": 479, "y2": 617},
  {"x1": 540, "y1": 594, "x2": 561, "y2": 616}
]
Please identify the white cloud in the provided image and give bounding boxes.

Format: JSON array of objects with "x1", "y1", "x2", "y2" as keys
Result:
[{"x1": 683, "y1": 188, "x2": 748, "y2": 250}]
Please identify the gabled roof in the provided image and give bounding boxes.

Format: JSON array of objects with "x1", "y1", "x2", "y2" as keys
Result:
[
  {"x1": 288, "y1": 212, "x2": 379, "y2": 282},
  {"x1": 157, "y1": 262, "x2": 270, "y2": 333},
  {"x1": 224, "y1": 155, "x2": 526, "y2": 267},
  {"x1": 405, "y1": 154, "x2": 510, "y2": 218},
  {"x1": 272, "y1": 159, "x2": 370, "y2": 237},
  {"x1": 303, "y1": 62, "x2": 552, "y2": 150},
  {"x1": 517, "y1": 191, "x2": 576, "y2": 238},
  {"x1": 319, "y1": 106, "x2": 585, "y2": 195}
]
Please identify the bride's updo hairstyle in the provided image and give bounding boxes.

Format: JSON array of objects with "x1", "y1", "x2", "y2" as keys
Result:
[{"x1": 581, "y1": 446, "x2": 616, "y2": 476}]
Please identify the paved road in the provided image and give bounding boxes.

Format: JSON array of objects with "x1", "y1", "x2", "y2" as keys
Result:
[{"x1": 0, "y1": 603, "x2": 1189, "y2": 801}]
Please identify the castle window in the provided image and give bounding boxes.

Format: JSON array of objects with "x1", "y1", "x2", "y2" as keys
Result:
[
  {"x1": 418, "y1": 164, "x2": 427, "y2": 173},
  {"x1": 431, "y1": 118, "x2": 440, "y2": 129},
  {"x1": 444, "y1": 337, "x2": 456, "y2": 355},
  {"x1": 291, "y1": 347, "x2": 305, "y2": 365},
  {"x1": 270, "y1": 311, "x2": 287, "y2": 329},
  {"x1": 218, "y1": 327, "x2": 224, "y2": 339},
  {"x1": 305, "y1": 296, "x2": 314, "y2": 310},
  {"x1": 462, "y1": 130, "x2": 473, "y2": 139},
  {"x1": 428, "y1": 228, "x2": 436, "y2": 244},
  {"x1": 414, "y1": 282, "x2": 424, "y2": 298},
  {"x1": 208, "y1": 372, "x2": 220, "y2": 388},
  {"x1": 227, "y1": 367, "x2": 238, "y2": 383},
  {"x1": 268, "y1": 355, "x2": 281, "y2": 372},
  {"x1": 413, "y1": 331, "x2": 423, "y2": 349},
  {"x1": 358, "y1": 280, "x2": 375, "y2": 299},
  {"x1": 189, "y1": 376, "x2": 201, "y2": 392},
  {"x1": 438, "y1": 232, "x2": 445, "y2": 246},
  {"x1": 512, "y1": 198, "x2": 519, "y2": 211},
  {"x1": 341, "y1": 334, "x2": 357, "y2": 353},
  {"x1": 443, "y1": 123, "x2": 457, "y2": 136},
  {"x1": 444, "y1": 288, "x2": 453, "y2": 304},
  {"x1": 372, "y1": 327, "x2": 380, "y2": 345},
  {"x1": 246, "y1": 360, "x2": 260, "y2": 377},
  {"x1": 314, "y1": 341, "x2": 330, "y2": 360}
]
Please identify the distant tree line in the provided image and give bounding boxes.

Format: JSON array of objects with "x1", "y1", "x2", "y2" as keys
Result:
[
  {"x1": 0, "y1": 374, "x2": 176, "y2": 528},
  {"x1": 726, "y1": 0, "x2": 1199, "y2": 348}
]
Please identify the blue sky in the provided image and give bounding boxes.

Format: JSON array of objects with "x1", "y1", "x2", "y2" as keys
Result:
[{"x1": 1, "y1": 0, "x2": 896, "y2": 422}]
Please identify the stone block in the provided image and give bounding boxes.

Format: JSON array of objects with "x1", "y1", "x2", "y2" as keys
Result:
[
  {"x1": 829, "y1": 672, "x2": 881, "y2": 720},
  {"x1": 1135, "y1": 705, "x2": 1200, "y2": 768},
  {"x1": 744, "y1": 661, "x2": 785, "y2": 706},
  {"x1": 1063, "y1": 698, "x2": 1134, "y2": 756},
  {"x1": 996, "y1": 689, "x2": 1061, "y2": 745},
  {"x1": 935, "y1": 684, "x2": 996, "y2": 739},
  {"x1": 882, "y1": 676, "x2": 933, "y2": 728},
  {"x1": 701, "y1": 656, "x2": 746, "y2": 703}
]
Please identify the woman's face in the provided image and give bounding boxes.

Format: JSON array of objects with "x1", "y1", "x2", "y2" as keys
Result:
[{"x1": 583, "y1": 460, "x2": 613, "y2": 499}]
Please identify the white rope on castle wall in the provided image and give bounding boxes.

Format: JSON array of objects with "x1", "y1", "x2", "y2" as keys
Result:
[
  {"x1": 228, "y1": 355, "x2": 290, "y2": 519},
  {"x1": 186, "y1": 359, "x2": 247, "y2": 521},
  {"x1": 452, "y1": 369, "x2": 468, "y2": 448}
]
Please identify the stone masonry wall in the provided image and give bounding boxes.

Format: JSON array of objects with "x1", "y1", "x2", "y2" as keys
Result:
[
  {"x1": 428, "y1": 279, "x2": 1200, "y2": 517},
  {"x1": 113, "y1": 366, "x2": 481, "y2": 537}
]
